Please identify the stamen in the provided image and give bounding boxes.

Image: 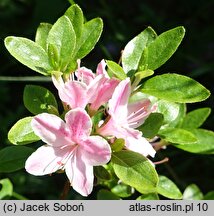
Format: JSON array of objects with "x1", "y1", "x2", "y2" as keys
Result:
[{"x1": 153, "y1": 157, "x2": 169, "y2": 165}]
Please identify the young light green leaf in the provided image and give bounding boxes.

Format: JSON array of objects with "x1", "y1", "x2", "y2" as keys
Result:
[
  {"x1": 4, "y1": 37, "x2": 52, "y2": 75},
  {"x1": 35, "y1": 23, "x2": 52, "y2": 51},
  {"x1": 47, "y1": 15, "x2": 76, "y2": 71},
  {"x1": 106, "y1": 60, "x2": 127, "y2": 80},
  {"x1": 181, "y1": 108, "x2": 211, "y2": 129},
  {"x1": 94, "y1": 166, "x2": 111, "y2": 181},
  {"x1": 111, "y1": 138, "x2": 125, "y2": 152},
  {"x1": 122, "y1": 27, "x2": 157, "y2": 73},
  {"x1": 141, "y1": 74, "x2": 210, "y2": 103},
  {"x1": 137, "y1": 193, "x2": 159, "y2": 200},
  {"x1": 143, "y1": 26, "x2": 185, "y2": 70},
  {"x1": 159, "y1": 128, "x2": 197, "y2": 144},
  {"x1": 174, "y1": 129, "x2": 214, "y2": 154},
  {"x1": 74, "y1": 18, "x2": 103, "y2": 59},
  {"x1": 0, "y1": 146, "x2": 34, "y2": 172},
  {"x1": 167, "y1": 103, "x2": 187, "y2": 128},
  {"x1": 138, "y1": 113, "x2": 164, "y2": 138},
  {"x1": 97, "y1": 189, "x2": 120, "y2": 200},
  {"x1": 112, "y1": 151, "x2": 158, "y2": 194},
  {"x1": 8, "y1": 117, "x2": 40, "y2": 145},
  {"x1": 157, "y1": 176, "x2": 182, "y2": 199},
  {"x1": 183, "y1": 184, "x2": 204, "y2": 200},
  {"x1": 156, "y1": 99, "x2": 181, "y2": 125},
  {"x1": 111, "y1": 183, "x2": 134, "y2": 198},
  {"x1": 0, "y1": 179, "x2": 13, "y2": 199},
  {"x1": 134, "y1": 69, "x2": 154, "y2": 82},
  {"x1": 23, "y1": 85, "x2": 58, "y2": 115},
  {"x1": 65, "y1": 4, "x2": 84, "y2": 44}
]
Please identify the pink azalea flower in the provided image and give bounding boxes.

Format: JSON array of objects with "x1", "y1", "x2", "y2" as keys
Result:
[
  {"x1": 52, "y1": 60, "x2": 119, "y2": 112},
  {"x1": 25, "y1": 108, "x2": 111, "y2": 196},
  {"x1": 76, "y1": 60, "x2": 120, "y2": 111},
  {"x1": 98, "y1": 78, "x2": 156, "y2": 157},
  {"x1": 52, "y1": 75, "x2": 88, "y2": 109}
]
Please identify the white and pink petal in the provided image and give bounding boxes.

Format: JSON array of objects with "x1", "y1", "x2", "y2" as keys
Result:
[
  {"x1": 65, "y1": 108, "x2": 92, "y2": 142},
  {"x1": 80, "y1": 136, "x2": 111, "y2": 166},
  {"x1": 31, "y1": 113, "x2": 71, "y2": 147},
  {"x1": 25, "y1": 145, "x2": 71, "y2": 175}
]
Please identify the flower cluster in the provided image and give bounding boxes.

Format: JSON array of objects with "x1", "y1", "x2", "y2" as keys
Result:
[{"x1": 25, "y1": 60, "x2": 156, "y2": 196}]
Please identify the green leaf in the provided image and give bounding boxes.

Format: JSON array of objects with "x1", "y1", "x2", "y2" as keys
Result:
[
  {"x1": 156, "y1": 99, "x2": 181, "y2": 125},
  {"x1": 174, "y1": 129, "x2": 214, "y2": 154},
  {"x1": 141, "y1": 74, "x2": 210, "y2": 103},
  {"x1": 143, "y1": 26, "x2": 185, "y2": 70},
  {"x1": 0, "y1": 179, "x2": 13, "y2": 199},
  {"x1": 157, "y1": 176, "x2": 182, "y2": 199},
  {"x1": 94, "y1": 166, "x2": 111, "y2": 181},
  {"x1": 97, "y1": 189, "x2": 120, "y2": 200},
  {"x1": 137, "y1": 193, "x2": 159, "y2": 200},
  {"x1": 122, "y1": 27, "x2": 157, "y2": 73},
  {"x1": 65, "y1": 4, "x2": 84, "y2": 45},
  {"x1": 181, "y1": 108, "x2": 211, "y2": 129},
  {"x1": 134, "y1": 69, "x2": 154, "y2": 81},
  {"x1": 159, "y1": 128, "x2": 197, "y2": 144},
  {"x1": 74, "y1": 18, "x2": 103, "y2": 59},
  {"x1": 183, "y1": 184, "x2": 203, "y2": 200},
  {"x1": 47, "y1": 15, "x2": 76, "y2": 71},
  {"x1": 35, "y1": 23, "x2": 52, "y2": 51},
  {"x1": 138, "y1": 113, "x2": 164, "y2": 138},
  {"x1": 0, "y1": 146, "x2": 34, "y2": 172},
  {"x1": 112, "y1": 151, "x2": 158, "y2": 194},
  {"x1": 4, "y1": 37, "x2": 52, "y2": 75},
  {"x1": 111, "y1": 183, "x2": 134, "y2": 198},
  {"x1": 168, "y1": 103, "x2": 187, "y2": 128},
  {"x1": 23, "y1": 85, "x2": 58, "y2": 115},
  {"x1": 203, "y1": 191, "x2": 214, "y2": 200},
  {"x1": 8, "y1": 117, "x2": 40, "y2": 145},
  {"x1": 106, "y1": 60, "x2": 127, "y2": 80},
  {"x1": 111, "y1": 138, "x2": 125, "y2": 152}
]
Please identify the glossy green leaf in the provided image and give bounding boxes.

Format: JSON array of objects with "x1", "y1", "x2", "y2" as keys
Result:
[
  {"x1": 112, "y1": 151, "x2": 158, "y2": 194},
  {"x1": 134, "y1": 70, "x2": 154, "y2": 82},
  {"x1": 35, "y1": 23, "x2": 52, "y2": 51},
  {"x1": 203, "y1": 191, "x2": 214, "y2": 200},
  {"x1": 5, "y1": 37, "x2": 52, "y2": 75},
  {"x1": 111, "y1": 183, "x2": 134, "y2": 198},
  {"x1": 23, "y1": 85, "x2": 58, "y2": 115},
  {"x1": 174, "y1": 129, "x2": 214, "y2": 154},
  {"x1": 159, "y1": 128, "x2": 197, "y2": 144},
  {"x1": 94, "y1": 166, "x2": 111, "y2": 181},
  {"x1": 143, "y1": 26, "x2": 185, "y2": 70},
  {"x1": 47, "y1": 15, "x2": 76, "y2": 71},
  {"x1": 138, "y1": 113, "x2": 164, "y2": 138},
  {"x1": 0, "y1": 146, "x2": 34, "y2": 172},
  {"x1": 106, "y1": 60, "x2": 127, "y2": 80},
  {"x1": 74, "y1": 18, "x2": 103, "y2": 59},
  {"x1": 0, "y1": 179, "x2": 13, "y2": 199},
  {"x1": 157, "y1": 176, "x2": 182, "y2": 199},
  {"x1": 181, "y1": 108, "x2": 211, "y2": 129},
  {"x1": 111, "y1": 138, "x2": 125, "y2": 152},
  {"x1": 122, "y1": 27, "x2": 157, "y2": 73},
  {"x1": 137, "y1": 193, "x2": 159, "y2": 200},
  {"x1": 183, "y1": 184, "x2": 203, "y2": 200},
  {"x1": 97, "y1": 189, "x2": 120, "y2": 200},
  {"x1": 141, "y1": 74, "x2": 210, "y2": 103},
  {"x1": 65, "y1": 4, "x2": 84, "y2": 45},
  {"x1": 156, "y1": 99, "x2": 181, "y2": 125},
  {"x1": 8, "y1": 117, "x2": 40, "y2": 145},
  {"x1": 168, "y1": 103, "x2": 187, "y2": 128}
]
